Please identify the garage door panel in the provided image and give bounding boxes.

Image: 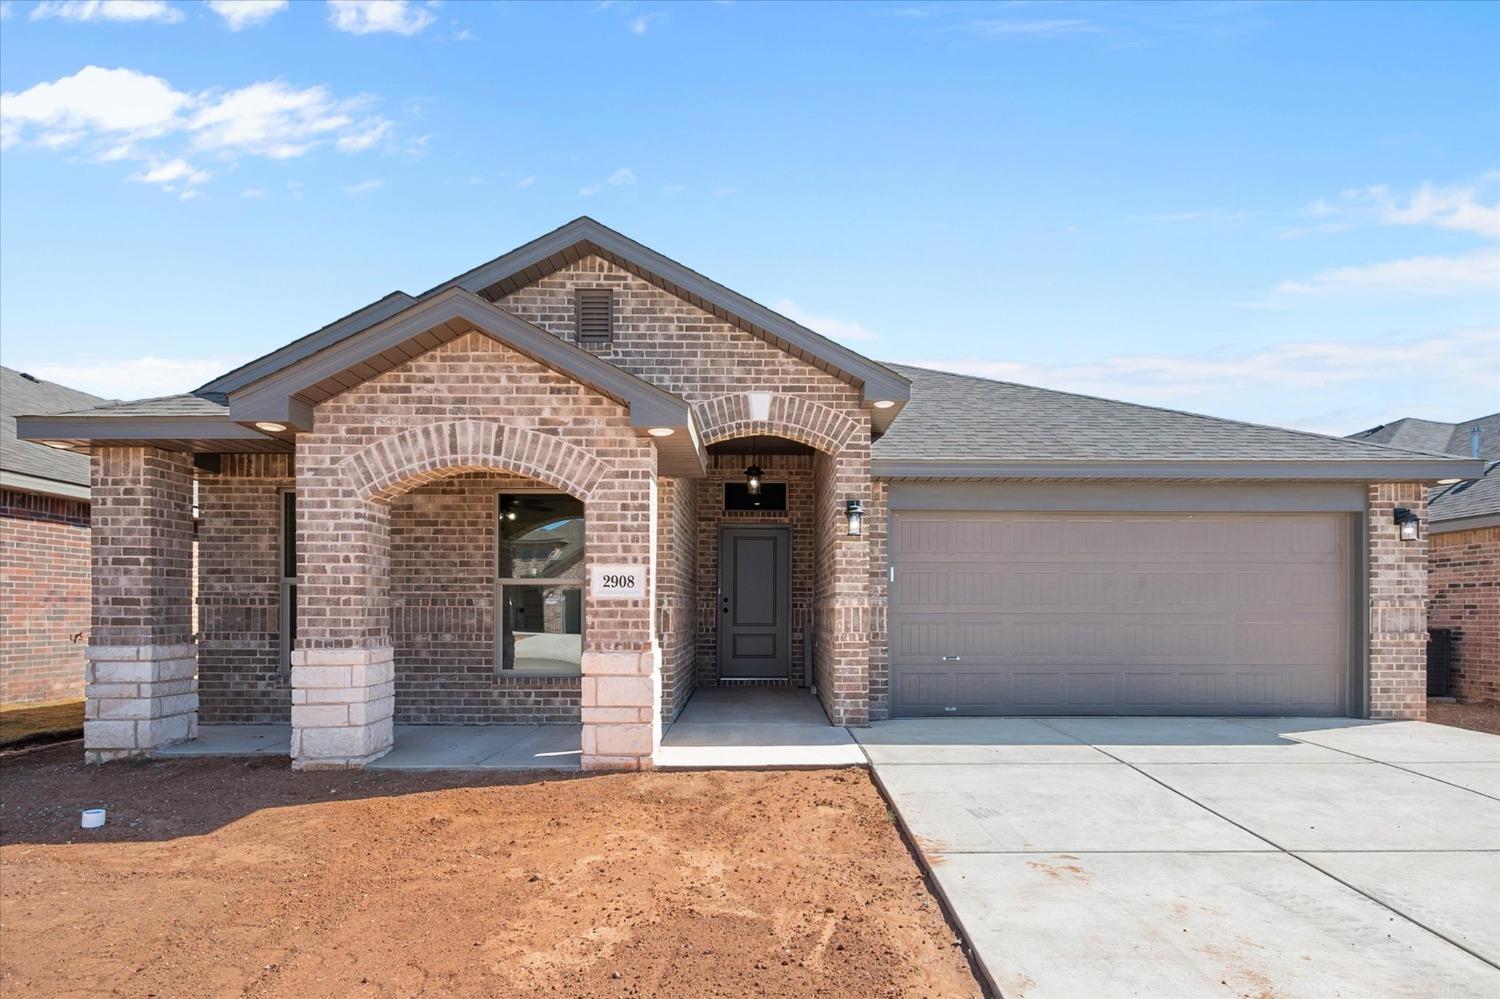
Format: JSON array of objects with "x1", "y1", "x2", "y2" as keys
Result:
[{"x1": 891, "y1": 511, "x2": 1349, "y2": 717}]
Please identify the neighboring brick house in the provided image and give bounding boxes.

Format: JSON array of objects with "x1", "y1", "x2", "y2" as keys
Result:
[
  {"x1": 1351, "y1": 414, "x2": 1500, "y2": 702},
  {"x1": 1, "y1": 367, "x2": 105, "y2": 707},
  {"x1": 17, "y1": 218, "x2": 1482, "y2": 768}
]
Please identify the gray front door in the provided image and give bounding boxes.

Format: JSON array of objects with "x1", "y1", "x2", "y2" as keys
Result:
[{"x1": 718, "y1": 526, "x2": 791, "y2": 679}]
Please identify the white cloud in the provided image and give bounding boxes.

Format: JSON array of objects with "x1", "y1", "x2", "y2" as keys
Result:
[
  {"x1": 207, "y1": 0, "x2": 288, "y2": 30},
  {"x1": 30, "y1": 0, "x2": 182, "y2": 22},
  {"x1": 239, "y1": 186, "x2": 266, "y2": 198},
  {"x1": 0, "y1": 66, "x2": 190, "y2": 146},
  {"x1": 327, "y1": 0, "x2": 434, "y2": 35},
  {"x1": 21, "y1": 356, "x2": 249, "y2": 399},
  {"x1": 898, "y1": 326, "x2": 1500, "y2": 434},
  {"x1": 515, "y1": 175, "x2": 535, "y2": 187},
  {"x1": 1274, "y1": 248, "x2": 1500, "y2": 297},
  {"x1": 342, "y1": 177, "x2": 383, "y2": 195},
  {"x1": 131, "y1": 157, "x2": 210, "y2": 185},
  {"x1": 627, "y1": 11, "x2": 666, "y2": 34},
  {"x1": 959, "y1": 18, "x2": 1096, "y2": 38},
  {"x1": 579, "y1": 166, "x2": 636, "y2": 196},
  {"x1": 0, "y1": 2, "x2": 13, "y2": 20},
  {"x1": 771, "y1": 299, "x2": 880, "y2": 343},
  {"x1": 1317, "y1": 177, "x2": 1500, "y2": 239},
  {"x1": 334, "y1": 117, "x2": 392, "y2": 152},
  {"x1": 1, "y1": 66, "x2": 395, "y2": 191}
]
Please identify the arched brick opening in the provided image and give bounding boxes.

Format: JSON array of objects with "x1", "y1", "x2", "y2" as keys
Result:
[
  {"x1": 340, "y1": 419, "x2": 610, "y2": 504},
  {"x1": 695, "y1": 392, "x2": 859, "y2": 457}
]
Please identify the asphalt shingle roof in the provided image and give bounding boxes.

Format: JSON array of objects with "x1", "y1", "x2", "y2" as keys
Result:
[
  {"x1": 1351, "y1": 413, "x2": 1500, "y2": 523},
  {"x1": 46, "y1": 393, "x2": 231, "y2": 418},
  {"x1": 874, "y1": 364, "x2": 1459, "y2": 463},
  {"x1": 1, "y1": 366, "x2": 107, "y2": 490}
]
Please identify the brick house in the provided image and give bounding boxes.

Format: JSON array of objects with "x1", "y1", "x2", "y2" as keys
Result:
[
  {"x1": 17, "y1": 218, "x2": 1482, "y2": 769},
  {"x1": 1, "y1": 367, "x2": 105, "y2": 707},
  {"x1": 1351, "y1": 414, "x2": 1500, "y2": 702}
]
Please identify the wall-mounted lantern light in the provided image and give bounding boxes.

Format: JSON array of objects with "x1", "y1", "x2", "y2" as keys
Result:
[
  {"x1": 846, "y1": 499, "x2": 864, "y2": 537},
  {"x1": 745, "y1": 464, "x2": 763, "y2": 497},
  {"x1": 1393, "y1": 507, "x2": 1420, "y2": 542}
]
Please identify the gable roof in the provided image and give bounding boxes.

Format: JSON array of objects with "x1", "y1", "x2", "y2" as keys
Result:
[
  {"x1": 19, "y1": 288, "x2": 708, "y2": 477},
  {"x1": 199, "y1": 216, "x2": 911, "y2": 434},
  {"x1": 1350, "y1": 412, "x2": 1500, "y2": 529},
  {"x1": 1, "y1": 366, "x2": 107, "y2": 498},
  {"x1": 872, "y1": 364, "x2": 1484, "y2": 481}
]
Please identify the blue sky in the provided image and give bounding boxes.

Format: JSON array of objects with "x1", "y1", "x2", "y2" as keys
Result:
[{"x1": 1, "y1": 0, "x2": 1497, "y2": 435}]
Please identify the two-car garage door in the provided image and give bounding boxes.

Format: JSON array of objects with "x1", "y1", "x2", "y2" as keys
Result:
[{"x1": 889, "y1": 510, "x2": 1351, "y2": 717}]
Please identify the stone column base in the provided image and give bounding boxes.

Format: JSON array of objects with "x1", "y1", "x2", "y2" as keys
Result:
[
  {"x1": 290, "y1": 647, "x2": 395, "y2": 769},
  {"x1": 580, "y1": 649, "x2": 661, "y2": 770},
  {"x1": 84, "y1": 644, "x2": 198, "y2": 763}
]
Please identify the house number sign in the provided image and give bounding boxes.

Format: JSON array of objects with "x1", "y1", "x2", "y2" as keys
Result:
[{"x1": 590, "y1": 564, "x2": 646, "y2": 599}]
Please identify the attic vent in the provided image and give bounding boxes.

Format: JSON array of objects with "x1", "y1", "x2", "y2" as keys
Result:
[{"x1": 575, "y1": 289, "x2": 613, "y2": 346}]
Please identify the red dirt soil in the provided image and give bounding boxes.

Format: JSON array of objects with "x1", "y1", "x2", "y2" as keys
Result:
[{"x1": 0, "y1": 746, "x2": 981, "y2": 998}]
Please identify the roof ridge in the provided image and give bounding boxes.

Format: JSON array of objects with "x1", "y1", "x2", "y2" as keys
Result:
[{"x1": 887, "y1": 362, "x2": 1464, "y2": 461}]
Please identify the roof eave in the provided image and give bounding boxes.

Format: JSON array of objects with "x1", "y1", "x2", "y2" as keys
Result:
[
  {"x1": 1429, "y1": 511, "x2": 1500, "y2": 534},
  {"x1": 869, "y1": 457, "x2": 1488, "y2": 482},
  {"x1": 0, "y1": 468, "x2": 90, "y2": 500}
]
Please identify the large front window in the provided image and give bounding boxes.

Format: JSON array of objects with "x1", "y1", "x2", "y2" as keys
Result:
[{"x1": 497, "y1": 493, "x2": 584, "y2": 673}]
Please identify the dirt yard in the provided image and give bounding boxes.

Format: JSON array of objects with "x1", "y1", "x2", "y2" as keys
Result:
[
  {"x1": 0, "y1": 746, "x2": 980, "y2": 998},
  {"x1": 1427, "y1": 698, "x2": 1500, "y2": 736}
]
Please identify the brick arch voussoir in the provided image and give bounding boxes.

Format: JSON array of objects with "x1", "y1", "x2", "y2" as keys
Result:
[
  {"x1": 694, "y1": 392, "x2": 860, "y2": 456},
  {"x1": 340, "y1": 419, "x2": 609, "y2": 502}
]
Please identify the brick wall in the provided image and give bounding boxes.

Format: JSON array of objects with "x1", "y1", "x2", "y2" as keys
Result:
[
  {"x1": 866, "y1": 478, "x2": 890, "y2": 720},
  {"x1": 0, "y1": 489, "x2": 90, "y2": 706},
  {"x1": 389, "y1": 471, "x2": 581, "y2": 724},
  {"x1": 499, "y1": 255, "x2": 875, "y2": 724},
  {"x1": 1367, "y1": 483, "x2": 1429, "y2": 720},
  {"x1": 693, "y1": 454, "x2": 816, "y2": 689},
  {"x1": 197, "y1": 454, "x2": 292, "y2": 723},
  {"x1": 293, "y1": 332, "x2": 658, "y2": 767},
  {"x1": 813, "y1": 446, "x2": 871, "y2": 726},
  {"x1": 657, "y1": 475, "x2": 697, "y2": 722},
  {"x1": 1429, "y1": 525, "x2": 1500, "y2": 703}
]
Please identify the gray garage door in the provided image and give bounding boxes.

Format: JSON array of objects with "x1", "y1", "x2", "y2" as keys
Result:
[{"x1": 890, "y1": 511, "x2": 1350, "y2": 717}]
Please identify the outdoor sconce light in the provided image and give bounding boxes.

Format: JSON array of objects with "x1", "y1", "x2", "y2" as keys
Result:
[
  {"x1": 745, "y1": 464, "x2": 763, "y2": 496},
  {"x1": 1393, "y1": 507, "x2": 1420, "y2": 542},
  {"x1": 846, "y1": 499, "x2": 864, "y2": 537}
]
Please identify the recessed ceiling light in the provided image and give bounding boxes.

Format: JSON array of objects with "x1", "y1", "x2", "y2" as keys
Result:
[
  {"x1": 254, "y1": 421, "x2": 288, "y2": 433},
  {"x1": 1437, "y1": 478, "x2": 1461, "y2": 484},
  {"x1": 872, "y1": 400, "x2": 896, "y2": 409},
  {"x1": 647, "y1": 427, "x2": 675, "y2": 437}
]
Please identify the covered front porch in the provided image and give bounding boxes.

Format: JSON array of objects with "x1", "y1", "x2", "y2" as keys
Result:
[{"x1": 158, "y1": 684, "x2": 862, "y2": 770}]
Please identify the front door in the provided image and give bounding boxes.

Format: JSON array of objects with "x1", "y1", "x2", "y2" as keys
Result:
[{"x1": 718, "y1": 526, "x2": 791, "y2": 679}]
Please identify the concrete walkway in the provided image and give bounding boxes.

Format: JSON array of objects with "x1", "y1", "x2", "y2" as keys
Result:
[
  {"x1": 855, "y1": 716, "x2": 1500, "y2": 999},
  {"x1": 657, "y1": 686, "x2": 864, "y2": 769}
]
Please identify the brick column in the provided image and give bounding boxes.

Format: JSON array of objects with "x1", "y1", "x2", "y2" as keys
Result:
[
  {"x1": 1368, "y1": 483, "x2": 1429, "y2": 720},
  {"x1": 289, "y1": 462, "x2": 394, "y2": 769},
  {"x1": 812, "y1": 439, "x2": 872, "y2": 727},
  {"x1": 579, "y1": 462, "x2": 660, "y2": 770},
  {"x1": 84, "y1": 447, "x2": 197, "y2": 762}
]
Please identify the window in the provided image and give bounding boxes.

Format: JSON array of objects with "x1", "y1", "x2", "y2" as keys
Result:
[
  {"x1": 725, "y1": 481, "x2": 787, "y2": 511},
  {"x1": 279, "y1": 491, "x2": 297, "y2": 675},
  {"x1": 575, "y1": 288, "x2": 613, "y2": 345},
  {"x1": 497, "y1": 493, "x2": 584, "y2": 673}
]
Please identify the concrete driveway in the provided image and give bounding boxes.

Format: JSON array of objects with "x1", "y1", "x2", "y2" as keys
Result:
[{"x1": 855, "y1": 716, "x2": 1500, "y2": 998}]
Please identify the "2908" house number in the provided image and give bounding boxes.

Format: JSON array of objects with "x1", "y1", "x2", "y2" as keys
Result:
[{"x1": 590, "y1": 564, "x2": 646, "y2": 599}]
